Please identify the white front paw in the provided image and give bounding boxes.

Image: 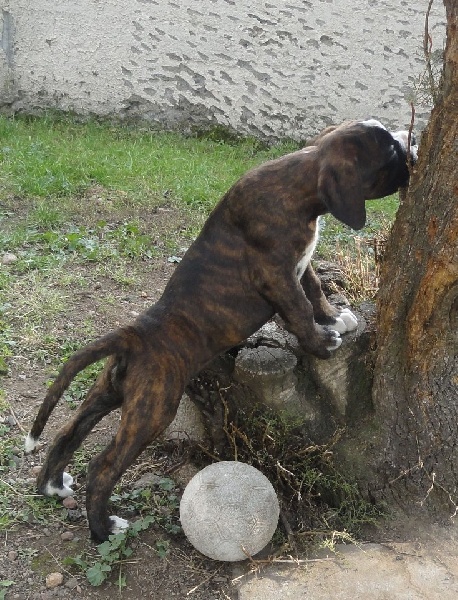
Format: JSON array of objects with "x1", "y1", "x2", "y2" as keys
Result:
[
  {"x1": 338, "y1": 308, "x2": 358, "y2": 332},
  {"x1": 326, "y1": 330, "x2": 342, "y2": 352},
  {"x1": 331, "y1": 317, "x2": 348, "y2": 334}
]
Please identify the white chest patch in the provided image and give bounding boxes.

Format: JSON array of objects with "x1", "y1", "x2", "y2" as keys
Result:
[{"x1": 296, "y1": 221, "x2": 320, "y2": 280}]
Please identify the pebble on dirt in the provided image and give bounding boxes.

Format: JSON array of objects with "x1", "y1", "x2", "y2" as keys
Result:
[
  {"x1": 1, "y1": 252, "x2": 18, "y2": 265},
  {"x1": 62, "y1": 496, "x2": 78, "y2": 509},
  {"x1": 45, "y1": 572, "x2": 64, "y2": 589}
]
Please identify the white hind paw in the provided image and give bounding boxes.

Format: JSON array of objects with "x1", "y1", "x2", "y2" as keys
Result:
[
  {"x1": 110, "y1": 515, "x2": 129, "y2": 534},
  {"x1": 24, "y1": 433, "x2": 39, "y2": 453},
  {"x1": 63, "y1": 472, "x2": 74, "y2": 487},
  {"x1": 44, "y1": 471, "x2": 74, "y2": 498}
]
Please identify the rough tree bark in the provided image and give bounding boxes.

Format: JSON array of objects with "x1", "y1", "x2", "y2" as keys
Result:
[{"x1": 371, "y1": 0, "x2": 457, "y2": 515}]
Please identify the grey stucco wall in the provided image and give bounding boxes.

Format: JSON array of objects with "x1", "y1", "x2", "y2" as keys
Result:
[{"x1": 0, "y1": 0, "x2": 446, "y2": 140}]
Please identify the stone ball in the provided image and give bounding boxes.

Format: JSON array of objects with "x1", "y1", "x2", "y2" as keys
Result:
[{"x1": 180, "y1": 461, "x2": 279, "y2": 562}]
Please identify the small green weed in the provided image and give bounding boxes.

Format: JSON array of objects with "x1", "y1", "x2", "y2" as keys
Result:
[
  {"x1": 110, "y1": 476, "x2": 181, "y2": 535},
  {"x1": 0, "y1": 581, "x2": 15, "y2": 600},
  {"x1": 108, "y1": 221, "x2": 158, "y2": 259},
  {"x1": 0, "y1": 444, "x2": 65, "y2": 530},
  {"x1": 69, "y1": 446, "x2": 99, "y2": 478},
  {"x1": 0, "y1": 484, "x2": 65, "y2": 530},
  {"x1": 64, "y1": 516, "x2": 162, "y2": 588},
  {"x1": 0, "y1": 310, "x2": 14, "y2": 376},
  {"x1": 29, "y1": 203, "x2": 65, "y2": 230}
]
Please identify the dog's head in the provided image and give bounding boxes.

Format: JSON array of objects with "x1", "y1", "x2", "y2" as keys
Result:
[{"x1": 316, "y1": 119, "x2": 418, "y2": 230}]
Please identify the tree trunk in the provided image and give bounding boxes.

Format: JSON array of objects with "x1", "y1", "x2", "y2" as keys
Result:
[{"x1": 372, "y1": 0, "x2": 458, "y2": 514}]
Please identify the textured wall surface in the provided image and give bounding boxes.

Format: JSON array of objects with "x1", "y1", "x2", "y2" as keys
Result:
[{"x1": 0, "y1": 0, "x2": 446, "y2": 139}]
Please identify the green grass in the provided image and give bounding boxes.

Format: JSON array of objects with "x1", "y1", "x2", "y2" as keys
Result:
[{"x1": 0, "y1": 114, "x2": 297, "y2": 209}]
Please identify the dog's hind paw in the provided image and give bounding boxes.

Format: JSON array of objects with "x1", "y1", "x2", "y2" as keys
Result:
[
  {"x1": 43, "y1": 471, "x2": 74, "y2": 498},
  {"x1": 63, "y1": 472, "x2": 74, "y2": 487},
  {"x1": 110, "y1": 515, "x2": 129, "y2": 534},
  {"x1": 24, "y1": 433, "x2": 39, "y2": 453}
]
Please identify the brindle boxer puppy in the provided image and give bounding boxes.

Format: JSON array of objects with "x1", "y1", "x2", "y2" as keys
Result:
[{"x1": 25, "y1": 119, "x2": 417, "y2": 542}]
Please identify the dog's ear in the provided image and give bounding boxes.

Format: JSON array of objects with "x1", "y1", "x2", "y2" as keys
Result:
[{"x1": 317, "y1": 156, "x2": 366, "y2": 230}]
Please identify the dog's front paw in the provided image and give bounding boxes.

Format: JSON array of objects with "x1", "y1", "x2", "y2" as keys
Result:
[
  {"x1": 331, "y1": 308, "x2": 358, "y2": 334},
  {"x1": 325, "y1": 327, "x2": 342, "y2": 352},
  {"x1": 301, "y1": 326, "x2": 342, "y2": 359},
  {"x1": 339, "y1": 308, "x2": 358, "y2": 332}
]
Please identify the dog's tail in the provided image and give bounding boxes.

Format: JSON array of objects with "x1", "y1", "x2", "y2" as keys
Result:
[{"x1": 24, "y1": 328, "x2": 134, "y2": 452}]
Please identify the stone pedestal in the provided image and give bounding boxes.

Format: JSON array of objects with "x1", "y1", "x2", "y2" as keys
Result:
[
  {"x1": 169, "y1": 304, "x2": 375, "y2": 445},
  {"x1": 163, "y1": 393, "x2": 207, "y2": 442}
]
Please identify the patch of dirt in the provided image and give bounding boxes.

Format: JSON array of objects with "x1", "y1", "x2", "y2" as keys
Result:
[
  {"x1": 1, "y1": 199, "x2": 243, "y2": 599},
  {"x1": 2, "y1": 526, "x2": 236, "y2": 600}
]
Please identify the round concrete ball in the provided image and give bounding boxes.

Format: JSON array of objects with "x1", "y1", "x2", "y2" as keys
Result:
[{"x1": 179, "y1": 461, "x2": 279, "y2": 562}]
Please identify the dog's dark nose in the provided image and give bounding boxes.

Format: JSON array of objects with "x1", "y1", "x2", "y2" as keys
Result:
[{"x1": 410, "y1": 133, "x2": 417, "y2": 146}]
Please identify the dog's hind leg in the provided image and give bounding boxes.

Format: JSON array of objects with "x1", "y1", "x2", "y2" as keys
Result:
[
  {"x1": 84, "y1": 374, "x2": 183, "y2": 542},
  {"x1": 36, "y1": 359, "x2": 123, "y2": 499}
]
